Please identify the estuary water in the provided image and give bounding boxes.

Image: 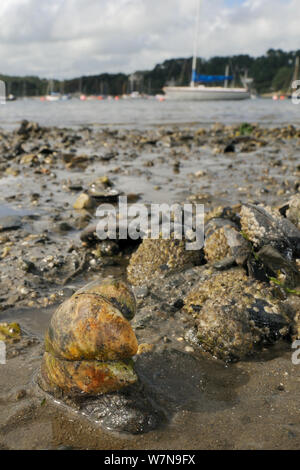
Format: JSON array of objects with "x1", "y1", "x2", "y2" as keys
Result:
[{"x1": 0, "y1": 97, "x2": 299, "y2": 130}]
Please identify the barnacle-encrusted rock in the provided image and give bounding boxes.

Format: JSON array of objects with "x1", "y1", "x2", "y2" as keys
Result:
[
  {"x1": 204, "y1": 218, "x2": 251, "y2": 265},
  {"x1": 204, "y1": 205, "x2": 241, "y2": 224},
  {"x1": 40, "y1": 279, "x2": 139, "y2": 396},
  {"x1": 184, "y1": 269, "x2": 290, "y2": 361},
  {"x1": 127, "y1": 237, "x2": 202, "y2": 286},
  {"x1": 240, "y1": 204, "x2": 300, "y2": 257},
  {"x1": 204, "y1": 219, "x2": 233, "y2": 262}
]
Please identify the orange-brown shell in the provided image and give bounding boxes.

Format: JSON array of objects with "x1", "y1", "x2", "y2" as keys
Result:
[
  {"x1": 45, "y1": 293, "x2": 138, "y2": 361},
  {"x1": 41, "y1": 352, "x2": 137, "y2": 395},
  {"x1": 77, "y1": 279, "x2": 136, "y2": 320}
]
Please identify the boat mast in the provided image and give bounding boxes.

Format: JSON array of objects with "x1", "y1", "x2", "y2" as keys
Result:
[
  {"x1": 288, "y1": 55, "x2": 299, "y2": 96},
  {"x1": 224, "y1": 64, "x2": 230, "y2": 88},
  {"x1": 292, "y1": 56, "x2": 300, "y2": 84},
  {"x1": 191, "y1": 0, "x2": 201, "y2": 87}
]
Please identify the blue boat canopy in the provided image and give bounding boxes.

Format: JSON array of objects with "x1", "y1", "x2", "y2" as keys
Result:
[{"x1": 192, "y1": 71, "x2": 233, "y2": 83}]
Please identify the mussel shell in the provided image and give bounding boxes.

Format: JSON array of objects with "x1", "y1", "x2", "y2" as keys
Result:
[
  {"x1": 45, "y1": 293, "x2": 138, "y2": 361},
  {"x1": 41, "y1": 352, "x2": 137, "y2": 395}
]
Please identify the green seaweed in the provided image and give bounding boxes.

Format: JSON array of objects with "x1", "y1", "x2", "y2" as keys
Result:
[
  {"x1": 239, "y1": 123, "x2": 254, "y2": 135},
  {"x1": 269, "y1": 277, "x2": 300, "y2": 296}
]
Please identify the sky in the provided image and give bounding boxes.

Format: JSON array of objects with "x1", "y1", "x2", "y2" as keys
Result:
[{"x1": 0, "y1": 0, "x2": 298, "y2": 79}]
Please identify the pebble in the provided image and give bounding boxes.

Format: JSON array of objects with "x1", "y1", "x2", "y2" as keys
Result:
[
  {"x1": 184, "y1": 346, "x2": 194, "y2": 353},
  {"x1": 73, "y1": 193, "x2": 93, "y2": 210},
  {"x1": 133, "y1": 286, "x2": 149, "y2": 299}
]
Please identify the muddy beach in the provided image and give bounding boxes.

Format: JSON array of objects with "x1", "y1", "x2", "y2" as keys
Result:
[{"x1": 0, "y1": 118, "x2": 300, "y2": 450}]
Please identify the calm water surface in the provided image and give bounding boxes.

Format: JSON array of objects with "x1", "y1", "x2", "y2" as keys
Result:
[{"x1": 0, "y1": 97, "x2": 299, "y2": 130}]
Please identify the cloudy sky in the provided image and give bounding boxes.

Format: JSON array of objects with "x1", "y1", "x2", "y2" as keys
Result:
[{"x1": 0, "y1": 0, "x2": 298, "y2": 78}]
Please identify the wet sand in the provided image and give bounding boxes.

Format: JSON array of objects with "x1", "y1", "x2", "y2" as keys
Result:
[{"x1": 0, "y1": 121, "x2": 300, "y2": 449}]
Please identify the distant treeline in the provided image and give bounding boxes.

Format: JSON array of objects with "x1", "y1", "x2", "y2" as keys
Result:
[{"x1": 1, "y1": 48, "x2": 299, "y2": 97}]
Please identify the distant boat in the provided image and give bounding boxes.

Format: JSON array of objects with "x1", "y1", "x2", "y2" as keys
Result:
[
  {"x1": 61, "y1": 94, "x2": 72, "y2": 101},
  {"x1": 45, "y1": 92, "x2": 71, "y2": 101},
  {"x1": 7, "y1": 94, "x2": 16, "y2": 101},
  {"x1": 45, "y1": 92, "x2": 61, "y2": 102},
  {"x1": 163, "y1": 0, "x2": 250, "y2": 101},
  {"x1": 164, "y1": 85, "x2": 250, "y2": 101},
  {"x1": 45, "y1": 78, "x2": 71, "y2": 101}
]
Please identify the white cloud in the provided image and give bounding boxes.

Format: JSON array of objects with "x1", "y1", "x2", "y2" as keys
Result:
[{"x1": 0, "y1": 0, "x2": 298, "y2": 78}]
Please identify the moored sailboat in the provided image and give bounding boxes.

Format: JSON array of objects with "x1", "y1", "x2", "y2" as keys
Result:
[{"x1": 163, "y1": 0, "x2": 250, "y2": 101}]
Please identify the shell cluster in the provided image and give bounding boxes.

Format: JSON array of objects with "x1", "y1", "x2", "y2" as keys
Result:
[{"x1": 40, "y1": 279, "x2": 139, "y2": 396}]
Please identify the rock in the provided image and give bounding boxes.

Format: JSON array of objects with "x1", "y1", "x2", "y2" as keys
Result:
[
  {"x1": 0, "y1": 216, "x2": 22, "y2": 232},
  {"x1": 204, "y1": 218, "x2": 251, "y2": 265},
  {"x1": 132, "y1": 286, "x2": 149, "y2": 299},
  {"x1": 287, "y1": 194, "x2": 300, "y2": 230},
  {"x1": 4, "y1": 167, "x2": 20, "y2": 176},
  {"x1": 20, "y1": 154, "x2": 37, "y2": 165},
  {"x1": 137, "y1": 343, "x2": 154, "y2": 355},
  {"x1": 73, "y1": 193, "x2": 93, "y2": 210},
  {"x1": 63, "y1": 154, "x2": 91, "y2": 169},
  {"x1": 18, "y1": 259, "x2": 36, "y2": 273},
  {"x1": 17, "y1": 120, "x2": 40, "y2": 136},
  {"x1": 195, "y1": 170, "x2": 207, "y2": 177},
  {"x1": 127, "y1": 237, "x2": 203, "y2": 286},
  {"x1": 88, "y1": 188, "x2": 120, "y2": 203},
  {"x1": 81, "y1": 384, "x2": 161, "y2": 434},
  {"x1": 67, "y1": 182, "x2": 83, "y2": 191},
  {"x1": 240, "y1": 204, "x2": 300, "y2": 257},
  {"x1": 184, "y1": 269, "x2": 291, "y2": 362},
  {"x1": 80, "y1": 224, "x2": 98, "y2": 244},
  {"x1": 99, "y1": 152, "x2": 117, "y2": 161},
  {"x1": 54, "y1": 222, "x2": 74, "y2": 233},
  {"x1": 224, "y1": 143, "x2": 235, "y2": 153}
]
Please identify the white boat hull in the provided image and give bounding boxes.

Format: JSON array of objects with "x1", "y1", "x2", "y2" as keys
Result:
[
  {"x1": 163, "y1": 86, "x2": 250, "y2": 101},
  {"x1": 45, "y1": 95, "x2": 61, "y2": 102}
]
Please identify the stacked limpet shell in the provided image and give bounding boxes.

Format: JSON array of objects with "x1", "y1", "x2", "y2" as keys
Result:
[{"x1": 40, "y1": 279, "x2": 139, "y2": 396}]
